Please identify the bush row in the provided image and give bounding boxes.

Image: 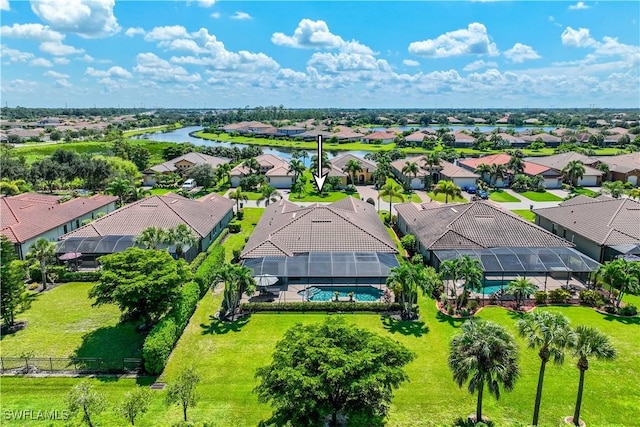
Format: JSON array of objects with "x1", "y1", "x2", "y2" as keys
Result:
[
  {"x1": 30, "y1": 265, "x2": 101, "y2": 283},
  {"x1": 193, "y1": 245, "x2": 225, "y2": 296},
  {"x1": 240, "y1": 302, "x2": 402, "y2": 313}
]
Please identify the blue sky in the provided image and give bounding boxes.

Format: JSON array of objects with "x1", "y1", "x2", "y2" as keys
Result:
[{"x1": 1, "y1": 1, "x2": 639, "y2": 108}]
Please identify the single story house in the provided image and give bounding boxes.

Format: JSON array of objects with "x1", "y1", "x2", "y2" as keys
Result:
[
  {"x1": 525, "y1": 152, "x2": 603, "y2": 187},
  {"x1": 220, "y1": 121, "x2": 273, "y2": 135},
  {"x1": 277, "y1": 125, "x2": 306, "y2": 136},
  {"x1": 57, "y1": 192, "x2": 234, "y2": 263},
  {"x1": 405, "y1": 130, "x2": 437, "y2": 144},
  {"x1": 329, "y1": 154, "x2": 377, "y2": 185},
  {"x1": 534, "y1": 196, "x2": 640, "y2": 262},
  {"x1": 451, "y1": 131, "x2": 475, "y2": 148},
  {"x1": 1, "y1": 193, "x2": 118, "y2": 259},
  {"x1": 361, "y1": 131, "x2": 396, "y2": 144},
  {"x1": 521, "y1": 133, "x2": 563, "y2": 147},
  {"x1": 391, "y1": 156, "x2": 479, "y2": 190},
  {"x1": 229, "y1": 154, "x2": 293, "y2": 189},
  {"x1": 331, "y1": 128, "x2": 365, "y2": 142},
  {"x1": 596, "y1": 152, "x2": 640, "y2": 186},
  {"x1": 143, "y1": 152, "x2": 229, "y2": 186}
]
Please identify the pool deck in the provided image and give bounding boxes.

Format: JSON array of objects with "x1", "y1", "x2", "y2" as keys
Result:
[
  {"x1": 242, "y1": 284, "x2": 391, "y2": 303},
  {"x1": 445, "y1": 275, "x2": 589, "y2": 299}
]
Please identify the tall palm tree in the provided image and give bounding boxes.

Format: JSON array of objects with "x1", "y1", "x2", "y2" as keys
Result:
[
  {"x1": 165, "y1": 224, "x2": 198, "y2": 259},
  {"x1": 596, "y1": 258, "x2": 640, "y2": 308},
  {"x1": 343, "y1": 159, "x2": 363, "y2": 185},
  {"x1": 243, "y1": 158, "x2": 261, "y2": 175},
  {"x1": 570, "y1": 326, "x2": 616, "y2": 426},
  {"x1": 507, "y1": 156, "x2": 525, "y2": 176},
  {"x1": 401, "y1": 161, "x2": 419, "y2": 187},
  {"x1": 287, "y1": 159, "x2": 305, "y2": 182},
  {"x1": 449, "y1": 319, "x2": 520, "y2": 424},
  {"x1": 135, "y1": 226, "x2": 167, "y2": 249},
  {"x1": 421, "y1": 152, "x2": 441, "y2": 189},
  {"x1": 105, "y1": 177, "x2": 135, "y2": 207},
  {"x1": 378, "y1": 181, "x2": 404, "y2": 221},
  {"x1": 601, "y1": 181, "x2": 625, "y2": 198},
  {"x1": 433, "y1": 180, "x2": 462, "y2": 204},
  {"x1": 386, "y1": 262, "x2": 440, "y2": 320},
  {"x1": 562, "y1": 160, "x2": 586, "y2": 187},
  {"x1": 489, "y1": 163, "x2": 508, "y2": 186},
  {"x1": 517, "y1": 311, "x2": 576, "y2": 426},
  {"x1": 215, "y1": 264, "x2": 256, "y2": 321},
  {"x1": 291, "y1": 177, "x2": 306, "y2": 199},
  {"x1": 506, "y1": 277, "x2": 537, "y2": 309},
  {"x1": 26, "y1": 238, "x2": 56, "y2": 291},
  {"x1": 228, "y1": 186, "x2": 248, "y2": 213},
  {"x1": 257, "y1": 185, "x2": 281, "y2": 206},
  {"x1": 456, "y1": 255, "x2": 483, "y2": 310},
  {"x1": 216, "y1": 163, "x2": 232, "y2": 185},
  {"x1": 476, "y1": 163, "x2": 492, "y2": 184},
  {"x1": 310, "y1": 152, "x2": 330, "y2": 177}
]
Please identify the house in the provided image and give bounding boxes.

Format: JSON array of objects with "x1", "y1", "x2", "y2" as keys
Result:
[
  {"x1": 395, "y1": 201, "x2": 599, "y2": 281},
  {"x1": 57, "y1": 192, "x2": 234, "y2": 263},
  {"x1": 1, "y1": 193, "x2": 118, "y2": 259},
  {"x1": 596, "y1": 152, "x2": 640, "y2": 186},
  {"x1": 525, "y1": 152, "x2": 603, "y2": 187},
  {"x1": 143, "y1": 152, "x2": 230, "y2": 186},
  {"x1": 494, "y1": 133, "x2": 526, "y2": 147},
  {"x1": 229, "y1": 154, "x2": 293, "y2": 189},
  {"x1": 391, "y1": 156, "x2": 479, "y2": 190},
  {"x1": 534, "y1": 196, "x2": 640, "y2": 262},
  {"x1": 521, "y1": 133, "x2": 563, "y2": 147},
  {"x1": 451, "y1": 131, "x2": 475, "y2": 147},
  {"x1": 277, "y1": 125, "x2": 306, "y2": 136},
  {"x1": 329, "y1": 154, "x2": 377, "y2": 185},
  {"x1": 220, "y1": 121, "x2": 272, "y2": 135},
  {"x1": 361, "y1": 131, "x2": 396, "y2": 144},
  {"x1": 447, "y1": 117, "x2": 463, "y2": 124},
  {"x1": 296, "y1": 129, "x2": 333, "y2": 141},
  {"x1": 405, "y1": 130, "x2": 436, "y2": 144},
  {"x1": 36, "y1": 118, "x2": 61, "y2": 127},
  {"x1": 331, "y1": 128, "x2": 365, "y2": 142},
  {"x1": 241, "y1": 197, "x2": 399, "y2": 287}
]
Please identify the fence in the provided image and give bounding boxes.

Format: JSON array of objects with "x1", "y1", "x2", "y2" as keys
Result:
[{"x1": 0, "y1": 356, "x2": 143, "y2": 375}]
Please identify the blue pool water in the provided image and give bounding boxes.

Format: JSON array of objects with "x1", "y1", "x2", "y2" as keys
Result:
[
  {"x1": 299, "y1": 286, "x2": 383, "y2": 302},
  {"x1": 482, "y1": 280, "x2": 508, "y2": 295}
]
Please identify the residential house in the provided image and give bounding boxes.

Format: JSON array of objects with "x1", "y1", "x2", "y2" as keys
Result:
[
  {"x1": 405, "y1": 129, "x2": 436, "y2": 144},
  {"x1": 277, "y1": 125, "x2": 306, "y2": 136},
  {"x1": 143, "y1": 152, "x2": 230, "y2": 186},
  {"x1": 534, "y1": 196, "x2": 640, "y2": 262},
  {"x1": 329, "y1": 154, "x2": 377, "y2": 185},
  {"x1": 459, "y1": 153, "x2": 564, "y2": 188},
  {"x1": 361, "y1": 131, "x2": 396, "y2": 144},
  {"x1": 447, "y1": 117, "x2": 463, "y2": 124},
  {"x1": 57, "y1": 192, "x2": 234, "y2": 263},
  {"x1": 229, "y1": 154, "x2": 293, "y2": 189},
  {"x1": 596, "y1": 152, "x2": 640, "y2": 186},
  {"x1": 331, "y1": 127, "x2": 365, "y2": 142},
  {"x1": 391, "y1": 156, "x2": 479, "y2": 190},
  {"x1": 1, "y1": 193, "x2": 118, "y2": 259},
  {"x1": 524, "y1": 152, "x2": 603, "y2": 187},
  {"x1": 451, "y1": 131, "x2": 475, "y2": 147},
  {"x1": 521, "y1": 133, "x2": 563, "y2": 147}
]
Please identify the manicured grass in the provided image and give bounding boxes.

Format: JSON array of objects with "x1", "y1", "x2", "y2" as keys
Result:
[
  {"x1": 489, "y1": 190, "x2": 520, "y2": 202},
  {"x1": 520, "y1": 191, "x2": 564, "y2": 202},
  {"x1": 427, "y1": 191, "x2": 467, "y2": 203},
  {"x1": 571, "y1": 187, "x2": 599, "y2": 198},
  {"x1": 224, "y1": 208, "x2": 264, "y2": 262},
  {"x1": 288, "y1": 171, "x2": 355, "y2": 202},
  {"x1": 122, "y1": 123, "x2": 183, "y2": 137},
  {"x1": 512, "y1": 209, "x2": 536, "y2": 222},
  {"x1": 241, "y1": 191, "x2": 263, "y2": 201},
  {"x1": 380, "y1": 192, "x2": 422, "y2": 203},
  {"x1": 0, "y1": 282, "x2": 143, "y2": 359},
  {"x1": 148, "y1": 188, "x2": 175, "y2": 196}
]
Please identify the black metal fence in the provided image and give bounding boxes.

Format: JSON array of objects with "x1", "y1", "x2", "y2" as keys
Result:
[{"x1": 0, "y1": 357, "x2": 143, "y2": 375}]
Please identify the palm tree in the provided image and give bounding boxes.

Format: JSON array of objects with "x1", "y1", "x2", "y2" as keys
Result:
[
  {"x1": 507, "y1": 156, "x2": 525, "y2": 176},
  {"x1": 601, "y1": 181, "x2": 625, "y2": 198},
  {"x1": 378, "y1": 181, "x2": 404, "y2": 221},
  {"x1": 291, "y1": 177, "x2": 307, "y2": 199},
  {"x1": 216, "y1": 163, "x2": 232, "y2": 186},
  {"x1": 449, "y1": 319, "x2": 520, "y2": 424},
  {"x1": 570, "y1": 326, "x2": 616, "y2": 426},
  {"x1": 228, "y1": 187, "x2": 248, "y2": 213},
  {"x1": 132, "y1": 187, "x2": 151, "y2": 201},
  {"x1": 26, "y1": 238, "x2": 56, "y2": 291},
  {"x1": 597, "y1": 162, "x2": 610, "y2": 179},
  {"x1": 456, "y1": 255, "x2": 483, "y2": 310},
  {"x1": 433, "y1": 180, "x2": 462, "y2": 204},
  {"x1": 386, "y1": 262, "x2": 440, "y2": 320},
  {"x1": 310, "y1": 152, "x2": 330, "y2": 177},
  {"x1": 401, "y1": 161, "x2": 419, "y2": 187},
  {"x1": 439, "y1": 259, "x2": 460, "y2": 299},
  {"x1": 505, "y1": 277, "x2": 537, "y2": 309},
  {"x1": 489, "y1": 163, "x2": 507, "y2": 186},
  {"x1": 287, "y1": 159, "x2": 305, "y2": 182},
  {"x1": 421, "y1": 152, "x2": 441, "y2": 189},
  {"x1": 517, "y1": 311, "x2": 576, "y2": 426},
  {"x1": 257, "y1": 185, "x2": 281, "y2": 206},
  {"x1": 165, "y1": 224, "x2": 197, "y2": 259},
  {"x1": 476, "y1": 163, "x2": 492, "y2": 184},
  {"x1": 242, "y1": 158, "x2": 261, "y2": 175},
  {"x1": 105, "y1": 177, "x2": 135, "y2": 207},
  {"x1": 562, "y1": 160, "x2": 586, "y2": 187},
  {"x1": 596, "y1": 258, "x2": 640, "y2": 308},
  {"x1": 215, "y1": 264, "x2": 256, "y2": 321},
  {"x1": 343, "y1": 159, "x2": 363, "y2": 185},
  {"x1": 135, "y1": 226, "x2": 167, "y2": 249}
]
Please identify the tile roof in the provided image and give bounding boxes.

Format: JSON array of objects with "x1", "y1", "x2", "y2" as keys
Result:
[
  {"x1": 526, "y1": 151, "x2": 601, "y2": 171},
  {"x1": 241, "y1": 197, "x2": 398, "y2": 258},
  {"x1": 230, "y1": 154, "x2": 291, "y2": 177},
  {"x1": 60, "y1": 192, "x2": 234, "y2": 240},
  {"x1": 534, "y1": 198, "x2": 640, "y2": 245},
  {"x1": 146, "y1": 152, "x2": 229, "y2": 174},
  {"x1": 1, "y1": 193, "x2": 118, "y2": 244},
  {"x1": 362, "y1": 131, "x2": 396, "y2": 141},
  {"x1": 329, "y1": 154, "x2": 377, "y2": 172},
  {"x1": 395, "y1": 201, "x2": 573, "y2": 250},
  {"x1": 459, "y1": 154, "x2": 552, "y2": 176},
  {"x1": 391, "y1": 155, "x2": 479, "y2": 179},
  {"x1": 596, "y1": 152, "x2": 640, "y2": 174}
]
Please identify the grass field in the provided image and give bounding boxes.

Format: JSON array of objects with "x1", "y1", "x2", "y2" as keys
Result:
[
  {"x1": 122, "y1": 123, "x2": 183, "y2": 137},
  {"x1": 380, "y1": 192, "x2": 422, "y2": 203},
  {"x1": 0, "y1": 282, "x2": 143, "y2": 359},
  {"x1": 224, "y1": 208, "x2": 264, "y2": 262},
  {"x1": 427, "y1": 191, "x2": 467, "y2": 203},
  {"x1": 512, "y1": 209, "x2": 536, "y2": 222},
  {"x1": 489, "y1": 190, "x2": 521, "y2": 203},
  {"x1": 520, "y1": 191, "x2": 565, "y2": 202}
]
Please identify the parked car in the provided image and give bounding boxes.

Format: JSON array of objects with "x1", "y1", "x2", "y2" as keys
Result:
[
  {"x1": 181, "y1": 179, "x2": 196, "y2": 190},
  {"x1": 478, "y1": 190, "x2": 489, "y2": 199},
  {"x1": 465, "y1": 186, "x2": 477, "y2": 194}
]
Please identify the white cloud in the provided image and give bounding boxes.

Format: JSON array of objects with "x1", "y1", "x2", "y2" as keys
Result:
[
  {"x1": 30, "y1": 0, "x2": 120, "y2": 38},
  {"x1": 197, "y1": 0, "x2": 215, "y2": 6},
  {"x1": 272, "y1": 19, "x2": 345, "y2": 49},
  {"x1": 568, "y1": 2, "x2": 590, "y2": 10},
  {"x1": 134, "y1": 52, "x2": 201, "y2": 83},
  {"x1": 39, "y1": 41, "x2": 84, "y2": 56},
  {"x1": 504, "y1": 43, "x2": 541, "y2": 63},
  {"x1": 125, "y1": 27, "x2": 145, "y2": 37},
  {"x1": 86, "y1": 66, "x2": 132, "y2": 79},
  {"x1": 548, "y1": 16, "x2": 562, "y2": 28},
  {"x1": 145, "y1": 25, "x2": 190, "y2": 41},
  {"x1": 44, "y1": 70, "x2": 69, "y2": 78},
  {"x1": 31, "y1": 58, "x2": 54, "y2": 67},
  {"x1": 561, "y1": 27, "x2": 596, "y2": 48},
  {"x1": 403, "y1": 59, "x2": 420, "y2": 67},
  {"x1": 0, "y1": 23, "x2": 64, "y2": 42},
  {"x1": 1, "y1": 79, "x2": 38, "y2": 94},
  {"x1": 1, "y1": 0, "x2": 9, "y2": 11},
  {"x1": 53, "y1": 57, "x2": 70, "y2": 64},
  {"x1": 463, "y1": 60, "x2": 497, "y2": 71},
  {"x1": 408, "y1": 22, "x2": 499, "y2": 58},
  {"x1": 211, "y1": 12, "x2": 220, "y2": 19},
  {"x1": 54, "y1": 78, "x2": 71, "y2": 88},
  {"x1": 1, "y1": 45, "x2": 34, "y2": 62},
  {"x1": 231, "y1": 11, "x2": 252, "y2": 20}
]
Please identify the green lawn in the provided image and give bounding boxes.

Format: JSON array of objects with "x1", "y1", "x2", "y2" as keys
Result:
[
  {"x1": 571, "y1": 187, "x2": 599, "y2": 198},
  {"x1": 427, "y1": 191, "x2": 467, "y2": 203},
  {"x1": 489, "y1": 190, "x2": 521, "y2": 203},
  {"x1": 0, "y1": 282, "x2": 143, "y2": 359},
  {"x1": 288, "y1": 171, "x2": 356, "y2": 202},
  {"x1": 511, "y1": 209, "x2": 536, "y2": 222},
  {"x1": 122, "y1": 123, "x2": 183, "y2": 137},
  {"x1": 380, "y1": 192, "x2": 422, "y2": 203},
  {"x1": 520, "y1": 191, "x2": 565, "y2": 202},
  {"x1": 148, "y1": 188, "x2": 175, "y2": 196},
  {"x1": 224, "y1": 208, "x2": 264, "y2": 262}
]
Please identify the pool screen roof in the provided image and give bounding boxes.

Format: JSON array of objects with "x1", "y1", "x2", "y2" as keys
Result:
[
  {"x1": 433, "y1": 247, "x2": 600, "y2": 273},
  {"x1": 56, "y1": 235, "x2": 138, "y2": 254},
  {"x1": 243, "y1": 252, "x2": 400, "y2": 277}
]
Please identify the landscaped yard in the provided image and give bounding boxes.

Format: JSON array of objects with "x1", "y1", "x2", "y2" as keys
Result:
[
  {"x1": 224, "y1": 207, "x2": 264, "y2": 262},
  {"x1": 427, "y1": 191, "x2": 467, "y2": 203},
  {"x1": 287, "y1": 172, "x2": 355, "y2": 202},
  {"x1": 571, "y1": 187, "x2": 599, "y2": 198},
  {"x1": 489, "y1": 190, "x2": 521, "y2": 203},
  {"x1": 519, "y1": 191, "x2": 565, "y2": 202},
  {"x1": 511, "y1": 209, "x2": 536, "y2": 222},
  {"x1": 148, "y1": 188, "x2": 175, "y2": 196},
  {"x1": 0, "y1": 282, "x2": 143, "y2": 359},
  {"x1": 380, "y1": 192, "x2": 422, "y2": 203}
]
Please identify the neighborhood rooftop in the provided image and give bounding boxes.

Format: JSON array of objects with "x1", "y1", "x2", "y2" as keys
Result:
[{"x1": 145, "y1": 152, "x2": 229, "y2": 174}]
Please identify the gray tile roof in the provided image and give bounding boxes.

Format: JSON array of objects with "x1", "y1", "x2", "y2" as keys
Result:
[
  {"x1": 241, "y1": 197, "x2": 398, "y2": 258},
  {"x1": 396, "y1": 201, "x2": 573, "y2": 250},
  {"x1": 230, "y1": 154, "x2": 290, "y2": 178},
  {"x1": 596, "y1": 152, "x2": 640, "y2": 174},
  {"x1": 534, "y1": 197, "x2": 640, "y2": 245},
  {"x1": 526, "y1": 152, "x2": 602, "y2": 176},
  {"x1": 391, "y1": 156, "x2": 479, "y2": 179},
  {"x1": 145, "y1": 152, "x2": 229, "y2": 174}
]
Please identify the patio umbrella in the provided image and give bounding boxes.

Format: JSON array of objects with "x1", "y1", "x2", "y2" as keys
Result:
[
  {"x1": 59, "y1": 252, "x2": 82, "y2": 261},
  {"x1": 254, "y1": 274, "x2": 279, "y2": 288}
]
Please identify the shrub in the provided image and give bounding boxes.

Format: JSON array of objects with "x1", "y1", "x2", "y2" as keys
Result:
[
  {"x1": 143, "y1": 317, "x2": 178, "y2": 375},
  {"x1": 232, "y1": 248, "x2": 241, "y2": 263},
  {"x1": 228, "y1": 222, "x2": 241, "y2": 233},
  {"x1": 548, "y1": 288, "x2": 571, "y2": 304},
  {"x1": 173, "y1": 281, "x2": 200, "y2": 330},
  {"x1": 345, "y1": 184, "x2": 356, "y2": 193},
  {"x1": 60, "y1": 270, "x2": 101, "y2": 282},
  {"x1": 468, "y1": 300, "x2": 479, "y2": 312},
  {"x1": 400, "y1": 234, "x2": 417, "y2": 253},
  {"x1": 534, "y1": 291, "x2": 548, "y2": 304},
  {"x1": 28, "y1": 264, "x2": 42, "y2": 282},
  {"x1": 620, "y1": 304, "x2": 638, "y2": 316},
  {"x1": 190, "y1": 252, "x2": 207, "y2": 272},
  {"x1": 193, "y1": 246, "x2": 225, "y2": 295},
  {"x1": 366, "y1": 197, "x2": 375, "y2": 206},
  {"x1": 236, "y1": 210, "x2": 244, "y2": 220},
  {"x1": 604, "y1": 305, "x2": 617, "y2": 314},
  {"x1": 240, "y1": 302, "x2": 402, "y2": 313},
  {"x1": 579, "y1": 290, "x2": 605, "y2": 307}
]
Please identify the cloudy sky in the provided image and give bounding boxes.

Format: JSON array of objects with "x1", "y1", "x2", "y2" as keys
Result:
[{"x1": 1, "y1": 0, "x2": 639, "y2": 109}]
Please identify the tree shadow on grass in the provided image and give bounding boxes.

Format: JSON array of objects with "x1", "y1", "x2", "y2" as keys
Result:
[
  {"x1": 600, "y1": 313, "x2": 640, "y2": 325},
  {"x1": 380, "y1": 315, "x2": 429, "y2": 337},
  {"x1": 200, "y1": 314, "x2": 250, "y2": 335},
  {"x1": 435, "y1": 311, "x2": 466, "y2": 328}
]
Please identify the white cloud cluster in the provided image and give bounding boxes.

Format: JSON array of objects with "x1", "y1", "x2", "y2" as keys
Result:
[
  {"x1": 86, "y1": 66, "x2": 132, "y2": 79},
  {"x1": 1, "y1": 0, "x2": 10, "y2": 11},
  {"x1": 231, "y1": 12, "x2": 252, "y2": 20},
  {"x1": 408, "y1": 23, "x2": 498, "y2": 58},
  {"x1": 272, "y1": 19, "x2": 346, "y2": 49},
  {"x1": 463, "y1": 60, "x2": 498, "y2": 71},
  {"x1": 31, "y1": 58, "x2": 53, "y2": 67},
  {"x1": 125, "y1": 27, "x2": 145, "y2": 37},
  {"x1": 0, "y1": 22, "x2": 86, "y2": 58},
  {"x1": 561, "y1": 27, "x2": 596, "y2": 48},
  {"x1": 44, "y1": 70, "x2": 69, "y2": 79},
  {"x1": 1, "y1": 45, "x2": 34, "y2": 62},
  {"x1": 402, "y1": 59, "x2": 419, "y2": 67},
  {"x1": 504, "y1": 43, "x2": 541, "y2": 63},
  {"x1": 568, "y1": 2, "x2": 590, "y2": 10},
  {"x1": 134, "y1": 52, "x2": 201, "y2": 83},
  {"x1": 30, "y1": 0, "x2": 120, "y2": 38}
]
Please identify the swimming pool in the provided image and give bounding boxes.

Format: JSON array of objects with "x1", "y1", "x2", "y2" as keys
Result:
[
  {"x1": 481, "y1": 280, "x2": 508, "y2": 295},
  {"x1": 299, "y1": 286, "x2": 384, "y2": 302}
]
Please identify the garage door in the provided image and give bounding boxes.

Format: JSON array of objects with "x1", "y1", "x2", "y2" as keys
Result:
[
  {"x1": 578, "y1": 176, "x2": 598, "y2": 187},
  {"x1": 628, "y1": 175, "x2": 638, "y2": 186},
  {"x1": 453, "y1": 178, "x2": 477, "y2": 189},
  {"x1": 544, "y1": 178, "x2": 561, "y2": 189}
]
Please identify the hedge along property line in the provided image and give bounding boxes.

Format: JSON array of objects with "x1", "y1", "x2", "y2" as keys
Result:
[
  {"x1": 240, "y1": 302, "x2": 402, "y2": 313},
  {"x1": 33, "y1": 266, "x2": 101, "y2": 283}
]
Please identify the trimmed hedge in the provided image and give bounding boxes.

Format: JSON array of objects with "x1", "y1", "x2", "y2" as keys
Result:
[
  {"x1": 190, "y1": 252, "x2": 208, "y2": 272},
  {"x1": 31, "y1": 265, "x2": 101, "y2": 283},
  {"x1": 193, "y1": 245, "x2": 225, "y2": 296},
  {"x1": 240, "y1": 302, "x2": 402, "y2": 313},
  {"x1": 143, "y1": 317, "x2": 178, "y2": 375},
  {"x1": 210, "y1": 228, "x2": 229, "y2": 249},
  {"x1": 579, "y1": 290, "x2": 605, "y2": 307},
  {"x1": 173, "y1": 281, "x2": 200, "y2": 330}
]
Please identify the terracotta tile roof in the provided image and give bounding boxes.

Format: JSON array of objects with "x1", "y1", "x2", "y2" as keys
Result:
[
  {"x1": 362, "y1": 131, "x2": 396, "y2": 141},
  {"x1": 521, "y1": 133, "x2": 562, "y2": 143},
  {"x1": 596, "y1": 152, "x2": 640, "y2": 174},
  {"x1": 534, "y1": 198, "x2": 640, "y2": 246},
  {"x1": 527, "y1": 152, "x2": 603, "y2": 176},
  {"x1": 396, "y1": 201, "x2": 573, "y2": 250},
  {"x1": 60, "y1": 192, "x2": 233, "y2": 240},
  {"x1": 453, "y1": 131, "x2": 475, "y2": 142},
  {"x1": 332, "y1": 128, "x2": 365, "y2": 139},
  {"x1": 241, "y1": 197, "x2": 398, "y2": 258},
  {"x1": 459, "y1": 154, "x2": 553, "y2": 176},
  {"x1": 329, "y1": 154, "x2": 377, "y2": 172},
  {"x1": 1, "y1": 193, "x2": 118, "y2": 244},
  {"x1": 230, "y1": 154, "x2": 290, "y2": 177},
  {"x1": 146, "y1": 152, "x2": 229, "y2": 174}
]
